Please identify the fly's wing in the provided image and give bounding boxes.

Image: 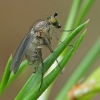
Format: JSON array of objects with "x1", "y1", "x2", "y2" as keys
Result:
[{"x1": 10, "y1": 30, "x2": 35, "y2": 74}]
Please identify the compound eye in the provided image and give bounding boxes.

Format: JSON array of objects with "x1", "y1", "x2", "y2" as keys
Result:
[
  {"x1": 50, "y1": 17, "x2": 58, "y2": 26},
  {"x1": 50, "y1": 17, "x2": 56, "y2": 24}
]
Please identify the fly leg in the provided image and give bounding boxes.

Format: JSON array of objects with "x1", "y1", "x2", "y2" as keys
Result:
[
  {"x1": 52, "y1": 31, "x2": 73, "y2": 47},
  {"x1": 44, "y1": 38, "x2": 62, "y2": 74},
  {"x1": 33, "y1": 68, "x2": 37, "y2": 73},
  {"x1": 35, "y1": 48, "x2": 44, "y2": 92}
]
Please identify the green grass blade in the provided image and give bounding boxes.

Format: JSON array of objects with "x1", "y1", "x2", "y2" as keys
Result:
[
  {"x1": 43, "y1": 1, "x2": 86, "y2": 99},
  {"x1": 17, "y1": 29, "x2": 87, "y2": 100},
  {"x1": 55, "y1": 37, "x2": 100, "y2": 100},
  {"x1": 6, "y1": 60, "x2": 28, "y2": 88},
  {"x1": 86, "y1": 67, "x2": 100, "y2": 83},
  {"x1": 0, "y1": 55, "x2": 12, "y2": 95},
  {"x1": 14, "y1": 21, "x2": 89, "y2": 100},
  {"x1": 74, "y1": 0, "x2": 96, "y2": 27},
  {"x1": 61, "y1": 0, "x2": 81, "y2": 41}
]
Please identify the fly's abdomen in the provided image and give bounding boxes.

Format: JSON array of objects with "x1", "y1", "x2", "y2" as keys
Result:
[{"x1": 25, "y1": 46, "x2": 42, "y2": 72}]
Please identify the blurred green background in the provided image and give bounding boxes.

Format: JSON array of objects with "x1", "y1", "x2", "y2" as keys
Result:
[{"x1": 0, "y1": 0, "x2": 100, "y2": 100}]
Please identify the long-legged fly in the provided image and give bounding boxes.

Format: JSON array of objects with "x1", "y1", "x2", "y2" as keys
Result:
[{"x1": 10, "y1": 13, "x2": 73, "y2": 91}]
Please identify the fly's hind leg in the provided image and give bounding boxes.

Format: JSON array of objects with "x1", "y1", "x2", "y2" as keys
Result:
[
  {"x1": 35, "y1": 48, "x2": 44, "y2": 92},
  {"x1": 33, "y1": 68, "x2": 37, "y2": 73}
]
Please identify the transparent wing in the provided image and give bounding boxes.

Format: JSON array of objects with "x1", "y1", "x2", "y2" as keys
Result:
[{"x1": 10, "y1": 30, "x2": 35, "y2": 73}]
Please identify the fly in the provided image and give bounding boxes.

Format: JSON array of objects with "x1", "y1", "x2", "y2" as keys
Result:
[{"x1": 10, "y1": 12, "x2": 74, "y2": 91}]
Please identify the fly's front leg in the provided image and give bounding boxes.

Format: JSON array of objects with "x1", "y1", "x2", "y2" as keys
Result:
[
  {"x1": 44, "y1": 38, "x2": 62, "y2": 74},
  {"x1": 53, "y1": 32, "x2": 73, "y2": 47}
]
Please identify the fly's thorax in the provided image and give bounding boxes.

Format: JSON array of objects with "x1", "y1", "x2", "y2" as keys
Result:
[
  {"x1": 33, "y1": 19, "x2": 53, "y2": 40},
  {"x1": 36, "y1": 20, "x2": 47, "y2": 27},
  {"x1": 33, "y1": 20, "x2": 47, "y2": 31}
]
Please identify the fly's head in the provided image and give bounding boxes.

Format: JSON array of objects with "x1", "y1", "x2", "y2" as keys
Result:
[{"x1": 47, "y1": 12, "x2": 62, "y2": 29}]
